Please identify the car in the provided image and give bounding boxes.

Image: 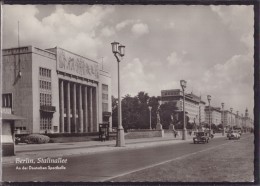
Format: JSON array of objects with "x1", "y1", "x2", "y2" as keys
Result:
[
  {"x1": 227, "y1": 131, "x2": 241, "y2": 140},
  {"x1": 193, "y1": 132, "x2": 210, "y2": 144}
]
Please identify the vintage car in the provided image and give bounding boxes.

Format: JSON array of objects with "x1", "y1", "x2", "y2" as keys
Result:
[
  {"x1": 227, "y1": 131, "x2": 241, "y2": 140},
  {"x1": 193, "y1": 132, "x2": 210, "y2": 144}
]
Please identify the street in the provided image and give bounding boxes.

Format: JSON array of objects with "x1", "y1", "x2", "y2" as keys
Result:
[{"x1": 2, "y1": 133, "x2": 254, "y2": 182}]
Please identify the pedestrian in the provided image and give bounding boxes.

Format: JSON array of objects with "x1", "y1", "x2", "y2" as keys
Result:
[
  {"x1": 174, "y1": 130, "x2": 177, "y2": 138},
  {"x1": 101, "y1": 131, "x2": 106, "y2": 142}
]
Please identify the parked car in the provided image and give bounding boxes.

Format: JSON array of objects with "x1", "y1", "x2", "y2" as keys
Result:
[
  {"x1": 193, "y1": 132, "x2": 210, "y2": 144},
  {"x1": 227, "y1": 131, "x2": 241, "y2": 140}
]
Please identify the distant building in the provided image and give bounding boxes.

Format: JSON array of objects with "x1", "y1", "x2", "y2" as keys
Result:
[
  {"x1": 2, "y1": 46, "x2": 112, "y2": 134},
  {"x1": 222, "y1": 108, "x2": 253, "y2": 131},
  {"x1": 205, "y1": 106, "x2": 222, "y2": 126},
  {"x1": 161, "y1": 89, "x2": 206, "y2": 124}
]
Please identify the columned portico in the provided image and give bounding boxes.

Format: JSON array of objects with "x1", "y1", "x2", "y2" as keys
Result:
[{"x1": 59, "y1": 79, "x2": 98, "y2": 133}]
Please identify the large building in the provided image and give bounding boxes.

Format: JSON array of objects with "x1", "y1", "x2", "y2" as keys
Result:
[
  {"x1": 161, "y1": 89, "x2": 206, "y2": 124},
  {"x1": 2, "y1": 46, "x2": 112, "y2": 134},
  {"x1": 204, "y1": 106, "x2": 222, "y2": 126}
]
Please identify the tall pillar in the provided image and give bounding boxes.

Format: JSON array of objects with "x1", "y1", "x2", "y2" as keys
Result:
[
  {"x1": 59, "y1": 80, "x2": 64, "y2": 133},
  {"x1": 78, "y1": 84, "x2": 83, "y2": 133},
  {"x1": 92, "y1": 87, "x2": 98, "y2": 132},
  {"x1": 89, "y1": 87, "x2": 93, "y2": 132},
  {"x1": 66, "y1": 81, "x2": 71, "y2": 133},
  {"x1": 72, "y1": 83, "x2": 77, "y2": 133},
  {"x1": 83, "y1": 86, "x2": 88, "y2": 132}
]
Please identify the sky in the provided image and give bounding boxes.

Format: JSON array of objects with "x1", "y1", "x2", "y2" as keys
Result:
[{"x1": 2, "y1": 4, "x2": 254, "y2": 118}]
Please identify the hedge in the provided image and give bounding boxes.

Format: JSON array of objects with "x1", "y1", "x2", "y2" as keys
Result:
[{"x1": 21, "y1": 134, "x2": 50, "y2": 144}]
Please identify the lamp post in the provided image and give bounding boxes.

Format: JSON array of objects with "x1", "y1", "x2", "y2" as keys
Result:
[
  {"x1": 180, "y1": 80, "x2": 187, "y2": 140},
  {"x1": 111, "y1": 41, "x2": 125, "y2": 147},
  {"x1": 207, "y1": 95, "x2": 211, "y2": 136},
  {"x1": 148, "y1": 106, "x2": 152, "y2": 130},
  {"x1": 221, "y1": 103, "x2": 225, "y2": 136},
  {"x1": 230, "y1": 108, "x2": 233, "y2": 130}
]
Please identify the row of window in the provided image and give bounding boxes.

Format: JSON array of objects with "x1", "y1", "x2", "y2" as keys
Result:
[
  {"x1": 39, "y1": 80, "x2": 52, "y2": 90},
  {"x1": 40, "y1": 117, "x2": 52, "y2": 130},
  {"x1": 40, "y1": 93, "x2": 52, "y2": 106},
  {"x1": 39, "y1": 67, "x2": 51, "y2": 78}
]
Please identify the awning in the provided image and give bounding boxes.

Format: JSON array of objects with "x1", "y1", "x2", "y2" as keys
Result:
[{"x1": 1, "y1": 113, "x2": 25, "y2": 120}]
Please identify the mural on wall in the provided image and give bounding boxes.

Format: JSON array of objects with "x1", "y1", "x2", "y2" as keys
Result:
[{"x1": 57, "y1": 48, "x2": 99, "y2": 81}]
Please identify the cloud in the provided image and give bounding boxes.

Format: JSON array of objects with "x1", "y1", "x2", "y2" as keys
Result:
[
  {"x1": 121, "y1": 58, "x2": 155, "y2": 96},
  {"x1": 199, "y1": 53, "x2": 253, "y2": 113},
  {"x1": 100, "y1": 26, "x2": 115, "y2": 37},
  {"x1": 131, "y1": 23, "x2": 149, "y2": 36},
  {"x1": 167, "y1": 52, "x2": 182, "y2": 66},
  {"x1": 210, "y1": 5, "x2": 253, "y2": 34},
  {"x1": 116, "y1": 19, "x2": 136, "y2": 30},
  {"x1": 3, "y1": 5, "x2": 114, "y2": 58}
]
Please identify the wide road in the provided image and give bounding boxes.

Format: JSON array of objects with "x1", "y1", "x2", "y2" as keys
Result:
[{"x1": 2, "y1": 134, "x2": 249, "y2": 182}]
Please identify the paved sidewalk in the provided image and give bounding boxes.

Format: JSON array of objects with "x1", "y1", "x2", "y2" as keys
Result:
[{"x1": 2, "y1": 133, "x2": 225, "y2": 165}]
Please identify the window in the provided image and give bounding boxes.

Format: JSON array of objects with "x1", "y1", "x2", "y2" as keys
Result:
[
  {"x1": 2, "y1": 93, "x2": 12, "y2": 108},
  {"x1": 102, "y1": 103, "x2": 108, "y2": 112},
  {"x1": 39, "y1": 67, "x2": 51, "y2": 78},
  {"x1": 40, "y1": 113, "x2": 52, "y2": 130},
  {"x1": 102, "y1": 84, "x2": 108, "y2": 92}
]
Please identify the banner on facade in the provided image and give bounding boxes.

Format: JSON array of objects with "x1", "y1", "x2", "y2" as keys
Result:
[{"x1": 56, "y1": 48, "x2": 99, "y2": 81}]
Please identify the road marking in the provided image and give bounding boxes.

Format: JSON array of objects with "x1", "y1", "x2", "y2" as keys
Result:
[{"x1": 102, "y1": 136, "x2": 252, "y2": 182}]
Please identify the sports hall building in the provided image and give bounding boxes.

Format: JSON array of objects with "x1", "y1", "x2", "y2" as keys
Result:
[{"x1": 2, "y1": 46, "x2": 112, "y2": 134}]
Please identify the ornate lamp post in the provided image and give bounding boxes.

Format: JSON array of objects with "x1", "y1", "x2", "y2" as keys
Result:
[
  {"x1": 207, "y1": 95, "x2": 211, "y2": 136},
  {"x1": 230, "y1": 108, "x2": 233, "y2": 130},
  {"x1": 111, "y1": 41, "x2": 125, "y2": 147},
  {"x1": 180, "y1": 80, "x2": 187, "y2": 140},
  {"x1": 221, "y1": 103, "x2": 225, "y2": 136}
]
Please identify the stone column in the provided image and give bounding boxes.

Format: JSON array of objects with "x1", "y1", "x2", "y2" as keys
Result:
[
  {"x1": 89, "y1": 87, "x2": 93, "y2": 132},
  {"x1": 66, "y1": 81, "x2": 71, "y2": 133},
  {"x1": 78, "y1": 84, "x2": 83, "y2": 133},
  {"x1": 59, "y1": 80, "x2": 64, "y2": 133},
  {"x1": 92, "y1": 87, "x2": 98, "y2": 132},
  {"x1": 72, "y1": 83, "x2": 77, "y2": 133},
  {"x1": 83, "y1": 86, "x2": 88, "y2": 132}
]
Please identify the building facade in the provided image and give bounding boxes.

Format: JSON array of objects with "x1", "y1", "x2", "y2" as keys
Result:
[
  {"x1": 204, "y1": 106, "x2": 222, "y2": 126},
  {"x1": 161, "y1": 89, "x2": 206, "y2": 125},
  {"x1": 2, "y1": 46, "x2": 112, "y2": 134}
]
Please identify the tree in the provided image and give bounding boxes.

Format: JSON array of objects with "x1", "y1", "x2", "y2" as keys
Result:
[
  {"x1": 159, "y1": 102, "x2": 178, "y2": 129},
  {"x1": 147, "y1": 96, "x2": 160, "y2": 129},
  {"x1": 121, "y1": 94, "x2": 139, "y2": 129}
]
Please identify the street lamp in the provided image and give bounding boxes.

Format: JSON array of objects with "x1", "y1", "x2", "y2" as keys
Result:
[
  {"x1": 221, "y1": 103, "x2": 225, "y2": 136},
  {"x1": 111, "y1": 41, "x2": 125, "y2": 147},
  {"x1": 147, "y1": 99, "x2": 152, "y2": 130},
  {"x1": 148, "y1": 106, "x2": 152, "y2": 130},
  {"x1": 230, "y1": 108, "x2": 233, "y2": 130},
  {"x1": 207, "y1": 95, "x2": 211, "y2": 136},
  {"x1": 180, "y1": 80, "x2": 187, "y2": 140}
]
